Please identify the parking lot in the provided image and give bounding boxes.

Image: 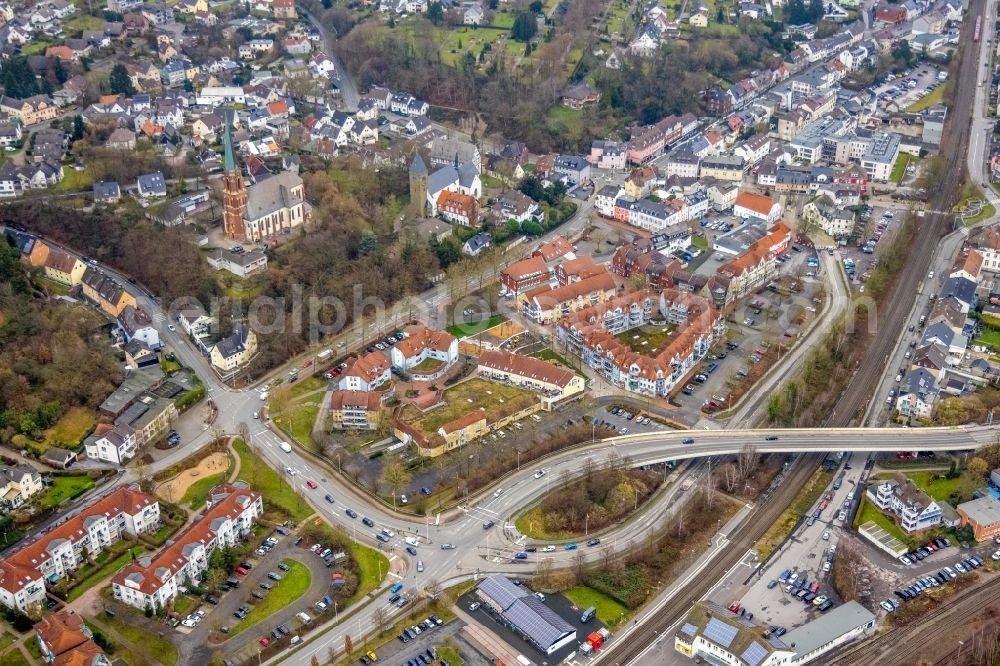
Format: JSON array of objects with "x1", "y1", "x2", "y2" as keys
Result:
[
  {"x1": 709, "y1": 454, "x2": 866, "y2": 632},
  {"x1": 873, "y1": 64, "x2": 949, "y2": 111}
]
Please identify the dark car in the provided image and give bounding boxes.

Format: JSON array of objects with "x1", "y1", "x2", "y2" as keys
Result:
[
  {"x1": 586, "y1": 538, "x2": 601, "y2": 547},
  {"x1": 483, "y1": 520, "x2": 495, "y2": 530},
  {"x1": 406, "y1": 546, "x2": 417, "y2": 556},
  {"x1": 252, "y1": 590, "x2": 265, "y2": 600},
  {"x1": 525, "y1": 546, "x2": 537, "y2": 553},
  {"x1": 260, "y1": 582, "x2": 273, "y2": 590},
  {"x1": 325, "y1": 494, "x2": 336, "y2": 503},
  {"x1": 278, "y1": 562, "x2": 290, "y2": 571},
  {"x1": 205, "y1": 594, "x2": 220, "y2": 605},
  {"x1": 240, "y1": 561, "x2": 253, "y2": 570},
  {"x1": 362, "y1": 517, "x2": 375, "y2": 527},
  {"x1": 346, "y1": 509, "x2": 358, "y2": 519}
]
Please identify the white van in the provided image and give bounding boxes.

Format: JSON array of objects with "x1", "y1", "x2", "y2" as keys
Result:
[
  {"x1": 296, "y1": 611, "x2": 312, "y2": 625},
  {"x1": 279, "y1": 442, "x2": 292, "y2": 453}
]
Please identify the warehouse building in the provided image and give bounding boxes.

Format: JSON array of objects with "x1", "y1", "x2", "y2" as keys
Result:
[{"x1": 475, "y1": 576, "x2": 576, "y2": 655}]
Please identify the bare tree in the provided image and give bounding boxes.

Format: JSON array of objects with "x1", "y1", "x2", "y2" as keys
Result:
[
  {"x1": 372, "y1": 607, "x2": 388, "y2": 635},
  {"x1": 237, "y1": 421, "x2": 250, "y2": 444},
  {"x1": 737, "y1": 443, "x2": 759, "y2": 484},
  {"x1": 425, "y1": 578, "x2": 441, "y2": 599}
]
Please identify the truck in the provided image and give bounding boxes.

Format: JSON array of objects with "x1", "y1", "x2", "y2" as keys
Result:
[{"x1": 317, "y1": 349, "x2": 333, "y2": 362}]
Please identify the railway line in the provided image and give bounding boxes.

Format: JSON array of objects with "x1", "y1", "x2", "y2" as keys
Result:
[
  {"x1": 831, "y1": 0, "x2": 985, "y2": 427},
  {"x1": 827, "y1": 577, "x2": 1000, "y2": 665},
  {"x1": 600, "y1": 2, "x2": 986, "y2": 662}
]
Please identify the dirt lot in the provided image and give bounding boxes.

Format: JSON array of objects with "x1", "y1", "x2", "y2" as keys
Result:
[{"x1": 156, "y1": 452, "x2": 231, "y2": 503}]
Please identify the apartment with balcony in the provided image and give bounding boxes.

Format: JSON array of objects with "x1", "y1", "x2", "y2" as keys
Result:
[{"x1": 867, "y1": 476, "x2": 942, "y2": 533}]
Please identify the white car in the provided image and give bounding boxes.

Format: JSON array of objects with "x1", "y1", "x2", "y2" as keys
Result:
[
  {"x1": 400, "y1": 494, "x2": 408, "y2": 504},
  {"x1": 880, "y1": 600, "x2": 895, "y2": 612},
  {"x1": 928, "y1": 271, "x2": 934, "y2": 279},
  {"x1": 285, "y1": 467, "x2": 297, "y2": 476},
  {"x1": 542, "y1": 545, "x2": 556, "y2": 552},
  {"x1": 822, "y1": 531, "x2": 830, "y2": 540},
  {"x1": 167, "y1": 324, "x2": 176, "y2": 331},
  {"x1": 493, "y1": 488, "x2": 504, "y2": 498},
  {"x1": 533, "y1": 470, "x2": 545, "y2": 479},
  {"x1": 992, "y1": 550, "x2": 1000, "y2": 561},
  {"x1": 181, "y1": 619, "x2": 197, "y2": 628}
]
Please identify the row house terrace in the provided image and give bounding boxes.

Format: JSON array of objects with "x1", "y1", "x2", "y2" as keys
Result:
[{"x1": 0, "y1": 487, "x2": 159, "y2": 612}]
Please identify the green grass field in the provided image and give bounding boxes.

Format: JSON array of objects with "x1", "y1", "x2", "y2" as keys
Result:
[
  {"x1": 976, "y1": 328, "x2": 1000, "y2": 351},
  {"x1": 615, "y1": 324, "x2": 676, "y2": 353},
  {"x1": 40, "y1": 475, "x2": 95, "y2": 510},
  {"x1": 562, "y1": 586, "x2": 630, "y2": 626},
  {"x1": 181, "y1": 471, "x2": 229, "y2": 509},
  {"x1": 231, "y1": 560, "x2": 311, "y2": 636},
  {"x1": 889, "y1": 154, "x2": 914, "y2": 185},
  {"x1": 691, "y1": 235, "x2": 708, "y2": 250},
  {"x1": 55, "y1": 167, "x2": 95, "y2": 193},
  {"x1": 400, "y1": 378, "x2": 533, "y2": 435},
  {"x1": 904, "y1": 471, "x2": 966, "y2": 502},
  {"x1": 93, "y1": 614, "x2": 178, "y2": 666},
  {"x1": 904, "y1": 84, "x2": 946, "y2": 113},
  {"x1": 67, "y1": 545, "x2": 147, "y2": 602},
  {"x1": 856, "y1": 497, "x2": 909, "y2": 543},
  {"x1": 446, "y1": 314, "x2": 506, "y2": 338},
  {"x1": 348, "y1": 542, "x2": 390, "y2": 604},
  {"x1": 233, "y1": 439, "x2": 312, "y2": 522},
  {"x1": 42, "y1": 406, "x2": 96, "y2": 448},
  {"x1": 532, "y1": 349, "x2": 583, "y2": 375},
  {"x1": 1, "y1": 648, "x2": 29, "y2": 666}
]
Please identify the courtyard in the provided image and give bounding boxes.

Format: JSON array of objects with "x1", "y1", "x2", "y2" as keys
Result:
[{"x1": 614, "y1": 324, "x2": 677, "y2": 354}]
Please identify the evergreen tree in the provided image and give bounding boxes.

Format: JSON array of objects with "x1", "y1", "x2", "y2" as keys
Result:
[
  {"x1": 511, "y1": 11, "x2": 538, "y2": 42},
  {"x1": 427, "y1": 1, "x2": 444, "y2": 24},
  {"x1": 0, "y1": 56, "x2": 39, "y2": 99},
  {"x1": 109, "y1": 63, "x2": 135, "y2": 96}
]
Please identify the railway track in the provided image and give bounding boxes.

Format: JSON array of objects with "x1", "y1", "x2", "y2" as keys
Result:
[
  {"x1": 828, "y1": 577, "x2": 1000, "y2": 665},
  {"x1": 601, "y1": 2, "x2": 986, "y2": 662},
  {"x1": 830, "y1": 0, "x2": 984, "y2": 426},
  {"x1": 598, "y1": 452, "x2": 826, "y2": 665}
]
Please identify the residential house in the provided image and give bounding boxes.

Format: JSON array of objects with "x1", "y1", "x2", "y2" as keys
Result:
[
  {"x1": 36, "y1": 610, "x2": 109, "y2": 665},
  {"x1": 209, "y1": 324, "x2": 258, "y2": 372},
  {"x1": 389, "y1": 324, "x2": 458, "y2": 379},
  {"x1": 0, "y1": 464, "x2": 43, "y2": 509},
  {"x1": 329, "y1": 391, "x2": 383, "y2": 430},
  {"x1": 463, "y1": 232, "x2": 492, "y2": 257},
  {"x1": 136, "y1": 172, "x2": 167, "y2": 198},
  {"x1": 80, "y1": 267, "x2": 137, "y2": 317},
  {"x1": 0, "y1": 95, "x2": 58, "y2": 125},
  {"x1": 84, "y1": 424, "x2": 137, "y2": 465},
  {"x1": 42, "y1": 250, "x2": 85, "y2": 287},
  {"x1": 118, "y1": 305, "x2": 160, "y2": 350},
  {"x1": 338, "y1": 350, "x2": 391, "y2": 392},
  {"x1": 867, "y1": 475, "x2": 942, "y2": 532},
  {"x1": 436, "y1": 190, "x2": 480, "y2": 226},
  {"x1": 93, "y1": 181, "x2": 121, "y2": 204}
]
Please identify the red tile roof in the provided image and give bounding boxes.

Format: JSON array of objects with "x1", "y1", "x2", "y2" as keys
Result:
[
  {"x1": 532, "y1": 237, "x2": 573, "y2": 263},
  {"x1": 37, "y1": 610, "x2": 90, "y2": 656},
  {"x1": 734, "y1": 191, "x2": 776, "y2": 216},
  {"x1": 330, "y1": 390, "x2": 383, "y2": 412},
  {"x1": 343, "y1": 350, "x2": 390, "y2": 384},
  {"x1": 502, "y1": 256, "x2": 548, "y2": 282},
  {"x1": 394, "y1": 325, "x2": 455, "y2": 360},
  {"x1": 478, "y1": 350, "x2": 577, "y2": 389}
]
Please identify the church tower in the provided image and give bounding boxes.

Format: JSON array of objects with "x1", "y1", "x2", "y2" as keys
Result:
[
  {"x1": 222, "y1": 119, "x2": 247, "y2": 241},
  {"x1": 408, "y1": 152, "x2": 428, "y2": 218}
]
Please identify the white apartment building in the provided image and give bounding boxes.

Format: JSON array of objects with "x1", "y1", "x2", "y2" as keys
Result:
[
  {"x1": 84, "y1": 424, "x2": 137, "y2": 465},
  {"x1": 113, "y1": 483, "x2": 262, "y2": 611},
  {"x1": 867, "y1": 478, "x2": 942, "y2": 533},
  {"x1": 0, "y1": 487, "x2": 159, "y2": 613}
]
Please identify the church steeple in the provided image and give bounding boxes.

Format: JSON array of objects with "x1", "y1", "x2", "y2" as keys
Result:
[
  {"x1": 223, "y1": 116, "x2": 236, "y2": 173},
  {"x1": 221, "y1": 113, "x2": 247, "y2": 241}
]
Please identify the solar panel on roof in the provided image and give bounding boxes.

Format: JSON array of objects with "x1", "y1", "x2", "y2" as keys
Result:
[
  {"x1": 703, "y1": 617, "x2": 739, "y2": 649},
  {"x1": 741, "y1": 641, "x2": 769, "y2": 666},
  {"x1": 504, "y1": 598, "x2": 574, "y2": 650},
  {"x1": 680, "y1": 623, "x2": 698, "y2": 636}
]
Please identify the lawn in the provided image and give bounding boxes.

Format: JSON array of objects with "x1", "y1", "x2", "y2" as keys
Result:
[
  {"x1": 67, "y1": 545, "x2": 147, "y2": 602},
  {"x1": 275, "y1": 400, "x2": 320, "y2": 452},
  {"x1": 975, "y1": 328, "x2": 1000, "y2": 351},
  {"x1": 23, "y1": 638, "x2": 41, "y2": 660},
  {"x1": 412, "y1": 357, "x2": 445, "y2": 372},
  {"x1": 180, "y1": 471, "x2": 229, "y2": 509},
  {"x1": 42, "y1": 406, "x2": 96, "y2": 448},
  {"x1": 889, "y1": 153, "x2": 914, "y2": 185},
  {"x1": 0, "y1": 648, "x2": 29, "y2": 666},
  {"x1": 614, "y1": 324, "x2": 677, "y2": 354},
  {"x1": 173, "y1": 594, "x2": 198, "y2": 616},
  {"x1": 230, "y1": 560, "x2": 311, "y2": 636},
  {"x1": 348, "y1": 541, "x2": 390, "y2": 604},
  {"x1": 446, "y1": 314, "x2": 507, "y2": 338},
  {"x1": 436, "y1": 646, "x2": 464, "y2": 666},
  {"x1": 0, "y1": 632, "x2": 15, "y2": 652},
  {"x1": 856, "y1": 497, "x2": 909, "y2": 543},
  {"x1": 532, "y1": 349, "x2": 583, "y2": 375},
  {"x1": 92, "y1": 614, "x2": 178, "y2": 666},
  {"x1": 547, "y1": 106, "x2": 585, "y2": 137},
  {"x1": 904, "y1": 83, "x2": 946, "y2": 113},
  {"x1": 399, "y1": 378, "x2": 534, "y2": 436},
  {"x1": 490, "y1": 9, "x2": 516, "y2": 28},
  {"x1": 233, "y1": 439, "x2": 312, "y2": 522},
  {"x1": 438, "y1": 26, "x2": 509, "y2": 67},
  {"x1": 954, "y1": 180, "x2": 996, "y2": 225},
  {"x1": 691, "y1": 235, "x2": 708, "y2": 250},
  {"x1": 562, "y1": 586, "x2": 630, "y2": 626},
  {"x1": 904, "y1": 471, "x2": 966, "y2": 503},
  {"x1": 55, "y1": 167, "x2": 95, "y2": 193},
  {"x1": 39, "y1": 475, "x2": 95, "y2": 510}
]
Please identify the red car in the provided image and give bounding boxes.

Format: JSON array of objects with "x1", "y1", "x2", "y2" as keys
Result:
[
  {"x1": 306, "y1": 480, "x2": 318, "y2": 489},
  {"x1": 260, "y1": 637, "x2": 270, "y2": 647},
  {"x1": 236, "y1": 566, "x2": 249, "y2": 576},
  {"x1": 303, "y1": 359, "x2": 313, "y2": 368}
]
